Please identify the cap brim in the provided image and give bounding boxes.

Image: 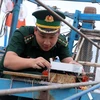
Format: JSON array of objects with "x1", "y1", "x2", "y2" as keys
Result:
[{"x1": 37, "y1": 27, "x2": 59, "y2": 34}]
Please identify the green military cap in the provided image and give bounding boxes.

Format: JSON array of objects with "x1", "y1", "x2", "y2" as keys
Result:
[{"x1": 32, "y1": 9, "x2": 65, "y2": 33}]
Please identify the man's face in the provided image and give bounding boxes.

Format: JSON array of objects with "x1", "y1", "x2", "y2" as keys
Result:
[{"x1": 34, "y1": 27, "x2": 60, "y2": 51}]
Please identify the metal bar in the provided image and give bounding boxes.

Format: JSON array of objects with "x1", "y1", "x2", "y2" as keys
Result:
[
  {"x1": 78, "y1": 61, "x2": 100, "y2": 67},
  {"x1": 0, "y1": 81, "x2": 100, "y2": 96},
  {"x1": 75, "y1": 38, "x2": 85, "y2": 61},
  {"x1": 64, "y1": 83, "x2": 100, "y2": 100},
  {"x1": 95, "y1": 42, "x2": 99, "y2": 64},
  {"x1": 35, "y1": 0, "x2": 100, "y2": 49},
  {"x1": 27, "y1": 0, "x2": 40, "y2": 6},
  {"x1": 94, "y1": 42, "x2": 100, "y2": 77},
  {"x1": 80, "y1": 28, "x2": 100, "y2": 36},
  {"x1": 72, "y1": 37, "x2": 82, "y2": 59}
]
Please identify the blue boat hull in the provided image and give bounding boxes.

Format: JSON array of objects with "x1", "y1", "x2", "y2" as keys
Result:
[{"x1": 0, "y1": 78, "x2": 100, "y2": 100}]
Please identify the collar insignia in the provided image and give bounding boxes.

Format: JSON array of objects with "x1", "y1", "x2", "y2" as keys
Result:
[{"x1": 45, "y1": 15, "x2": 54, "y2": 22}]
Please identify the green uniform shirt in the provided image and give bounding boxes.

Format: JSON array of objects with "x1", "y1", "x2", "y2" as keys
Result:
[{"x1": 0, "y1": 26, "x2": 71, "y2": 72}]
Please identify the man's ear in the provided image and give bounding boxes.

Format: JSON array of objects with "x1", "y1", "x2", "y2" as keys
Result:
[
  {"x1": 58, "y1": 29, "x2": 60, "y2": 35},
  {"x1": 34, "y1": 27, "x2": 37, "y2": 35}
]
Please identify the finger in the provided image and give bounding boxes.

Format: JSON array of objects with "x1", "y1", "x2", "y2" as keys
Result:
[
  {"x1": 37, "y1": 57, "x2": 51, "y2": 69},
  {"x1": 37, "y1": 62, "x2": 45, "y2": 68},
  {"x1": 82, "y1": 69, "x2": 86, "y2": 75},
  {"x1": 36, "y1": 65, "x2": 42, "y2": 69},
  {"x1": 34, "y1": 64, "x2": 41, "y2": 69},
  {"x1": 69, "y1": 61, "x2": 80, "y2": 65},
  {"x1": 42, "y1": 61, "x2": 51, "y2": 69}
]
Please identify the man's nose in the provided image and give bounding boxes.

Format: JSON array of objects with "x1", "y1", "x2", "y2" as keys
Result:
[{"x1": 44, "y1": 39, "x2": 50, "y2": 45}]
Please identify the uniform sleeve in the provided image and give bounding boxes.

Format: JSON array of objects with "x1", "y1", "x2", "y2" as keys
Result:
[{"x1": 57, "y1": 44, "x2": 72, "y2": 61}]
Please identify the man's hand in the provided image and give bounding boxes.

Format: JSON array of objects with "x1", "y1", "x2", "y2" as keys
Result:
[
  {"x1": 4, "y1": 51, "x2": 51, "y2": 70},
  {"x1": 69, "y1": 60, "x2": 80, "y2": 65},
  {"x1": 30, "y1": 57, "x2": 51, "y2": 69},
  {"x1": 69, "y1": 60, "x2": 86, "y2": 75}
]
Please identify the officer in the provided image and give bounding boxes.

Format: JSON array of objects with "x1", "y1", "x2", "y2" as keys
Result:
[{"x1": 0, "y1": 9, "x2": 79, "y2": 100}]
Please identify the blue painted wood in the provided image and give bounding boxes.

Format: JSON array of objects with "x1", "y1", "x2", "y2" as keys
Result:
[
  {"x1": 68, "y1": 10, "x2": 81, "y2": 53},
  {"x1": 0, "y1": 78, "x2": 100, "y2": 100},
  {"x1": 9, "y1": 0, "x2": 23, "y2": 41}
]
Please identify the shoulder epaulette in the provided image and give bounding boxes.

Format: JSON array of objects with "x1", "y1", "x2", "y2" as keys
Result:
[
  {"x1": 24, "y1": 34, "x2": 34, "y2": 44},
  {"x1": 58, "y1": 34, "x2": 68, "y2": 47}
]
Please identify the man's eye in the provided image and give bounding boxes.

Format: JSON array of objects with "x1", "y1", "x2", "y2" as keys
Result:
[
  {"x1": 41, "y1": 36, "x2": 45, "y2": 38},
  {"x1": 50, "y1": 37, "x2": 54, "y2": 39}
]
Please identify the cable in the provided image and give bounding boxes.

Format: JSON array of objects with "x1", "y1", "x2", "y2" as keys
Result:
[{"x1": 0, "y1": 11, "x2": 12, "y2": 37}]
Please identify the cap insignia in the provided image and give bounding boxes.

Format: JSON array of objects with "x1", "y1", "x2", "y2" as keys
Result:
[{"x1": 45, "y1": 15, "x2": 54, "y2": 22}]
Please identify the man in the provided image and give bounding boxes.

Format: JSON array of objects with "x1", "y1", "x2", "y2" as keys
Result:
[
  {"x1": 0, "y1": 9, "x2": 79, "y2": 100},
  {"x1": 0, "y1": 9, "x2": 78, "y2": 72}
]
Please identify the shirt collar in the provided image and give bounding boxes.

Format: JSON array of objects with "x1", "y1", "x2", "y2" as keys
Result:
[{"x1": 32, "y1": 36, "x2": 39, "y2": 47}]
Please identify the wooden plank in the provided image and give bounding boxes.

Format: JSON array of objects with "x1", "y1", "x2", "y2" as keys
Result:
[{"x1": 3, "y1": 71, "x2": 48, "y2": 80}]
